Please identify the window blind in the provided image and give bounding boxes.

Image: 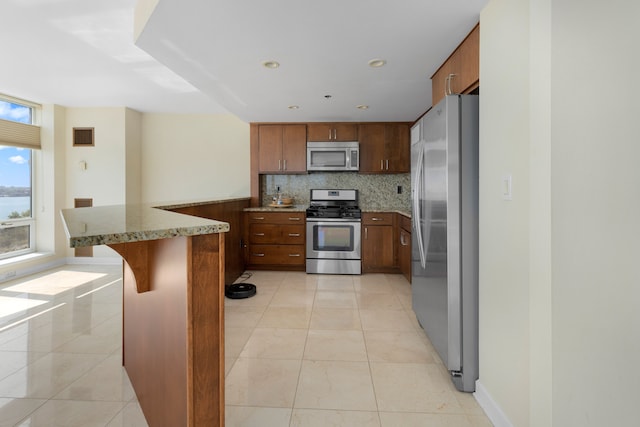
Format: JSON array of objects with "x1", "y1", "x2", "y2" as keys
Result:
[{"x1": 0, "y1": 118, "x2": 41, "y2": 149}]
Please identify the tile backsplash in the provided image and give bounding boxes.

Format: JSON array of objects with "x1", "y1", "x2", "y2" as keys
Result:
[{"x1": 261, "y1": 173, "x2": 411, "y2": 212}]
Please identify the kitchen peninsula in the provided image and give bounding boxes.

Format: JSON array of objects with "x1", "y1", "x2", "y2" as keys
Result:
[{"x1": 61, "y1": 202, "x2": 234, "y2": 427}]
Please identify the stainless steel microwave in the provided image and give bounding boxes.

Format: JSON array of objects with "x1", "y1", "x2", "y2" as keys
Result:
[{"x1": 306, "y1": 141, "x2": 359, "y2": 171}]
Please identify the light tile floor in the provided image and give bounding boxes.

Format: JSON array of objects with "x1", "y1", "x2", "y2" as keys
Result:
[{"x1": 0, "y1": 265, "x2": 493, "y2": 426}]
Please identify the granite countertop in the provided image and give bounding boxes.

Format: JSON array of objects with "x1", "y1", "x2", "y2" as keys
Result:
[
  {"x1": 61, "y1": 203, "x2": 230, "y2": 248},
  {"x1": 244, "y1": 204, "x2": 307, "y2": 212}
]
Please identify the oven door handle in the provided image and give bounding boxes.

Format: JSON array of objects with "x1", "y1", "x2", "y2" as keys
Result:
[{"x1": 306, "y1": 217, "x2": 361, "y2": 223}]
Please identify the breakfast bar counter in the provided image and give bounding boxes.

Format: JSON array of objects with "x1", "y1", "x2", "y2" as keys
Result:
[{"x1": 61, "y1": 203, "x2": 230, "y2": 427}]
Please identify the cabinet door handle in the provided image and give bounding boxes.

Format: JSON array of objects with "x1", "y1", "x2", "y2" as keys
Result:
[
  {"x1": 328, "y1": 129, "x2": 332, "y2": 140},
  {"x1": 289, "y1": 253, "x2": 301, "y2": 257},
  {"x1": 252, "y1": 217, "x2": 265, "y2": 220},
  {"x1": 283, "y1": 159, "x2": 287, "y2": 170},
  {"x1": 333, "y1": 129, "x2": 337, "y2": 140},
  {"x1": 288, "y1": 233, "x2": 300, "y2": 237},
  {"x1": 446, "y1": 73, "x2": 457, "y2": 96},
  {"x1": 251, "y1": 253, "x2": 265, "y2": 257},
  {"x1": 365, "y1": 227, "x2": 368, "y2": 240},
  {"x1": 288, "y1": 217, "x2": 301, "y2": 221},
  {"x1": 278, "y1": 159, "x2": 282, "y2": 170},
  {"x1": 254, "y1": 233, "x2": 265, "y2": 236},
  {"x1": 380, "y1": 160, "x2": 384, "y2": 170},
  {"x1": 386, "y1": 159, "x2": 389, "y2": 170},
  {"x1": 400, "y1": 232, "x2": 409, "y2": 246}
]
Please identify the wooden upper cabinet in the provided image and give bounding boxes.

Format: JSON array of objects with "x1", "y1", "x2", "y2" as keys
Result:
[
  {"x1": 307, "y1": 123, "x2": 358, "y2": 142},
  {"x1": 258, "y1": 124, "x2": 307, "y2": 173},
  {"x1": 431, "y1": 23, "x2": 479, "y2": 106},
  {"x1": 282, "y1": 125, "x2": 307, "y2": 172},
  {"x1": 358, "y1": 123, "x2": 410, "y2": 173}
]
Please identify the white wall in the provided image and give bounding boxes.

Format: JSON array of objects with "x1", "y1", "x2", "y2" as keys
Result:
[
  {"x1": 65, "y1": 107, "x2": 127, "y2": 207},
  {"x1": 479, "y1": 0, "x2": 640, "y2": 426},
  {"x1": 550, "y1": 1, "x2": 640, "y2": 425},
  {"x1": 65, "y1": 107, "x2": 127, "y2": 258},
  {"x1": 125, "y1": 108, "x2": 142, "y2": 205},
  {"x1": 140, "y1": 113, "x2": 249, "y2": 203}
]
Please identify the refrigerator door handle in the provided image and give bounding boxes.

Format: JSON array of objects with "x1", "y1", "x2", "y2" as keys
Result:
[{"x1": 412, "y1": 142, "x2": 427, "y2": 269}]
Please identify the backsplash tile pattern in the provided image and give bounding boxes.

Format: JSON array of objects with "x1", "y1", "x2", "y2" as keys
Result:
[{"x1": 261, "y1": 173, "x2": 411, "y2": 212}]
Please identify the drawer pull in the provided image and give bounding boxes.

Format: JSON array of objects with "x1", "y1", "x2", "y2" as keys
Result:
[
  {"x1": 288, "y1": 217, "x2": 301, "y2": 221},
  {"x1": 371, "y1": 217, "x2": 384, "y2": 221},
  {"x1": 288, "y1": 233, "x2": 301, "y2": 237},
  {"x1": 289, "y1": 253, "x2": 301, "y2": 257},
  {"x1": 251, "y1": 253, "x2": 265, "y2": 257},
  {"x1": 252, "y1": 216, "x2": 265, "y2": 220},
  {"x1": 254, "y1": 233, "x2": 265, "y2": 236}
]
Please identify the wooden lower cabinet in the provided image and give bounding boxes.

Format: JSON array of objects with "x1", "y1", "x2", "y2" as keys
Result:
[
  {"x1": 362, "y1": 212, "x2": 396, "y2": 273},
  {"x1": 247, "y1": 244, "x2": 305, "y2": 265},
  {"x1": 245, "y1": 211, "x2": 306, "y2": 270},
  {"x1": 398, "y1": 214, "x2": 412, "y2": 283}
]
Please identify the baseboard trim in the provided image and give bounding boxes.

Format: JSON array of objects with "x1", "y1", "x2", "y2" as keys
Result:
[
  {"x1": 0, "y1": 256, "x2": 65, "y2": 284},
  {"x1": 66, "y1": 257, "x2": 121, "y2": 266},
  {"x1": 474, "y1": 380, "x2": 514, "y2": 427}
]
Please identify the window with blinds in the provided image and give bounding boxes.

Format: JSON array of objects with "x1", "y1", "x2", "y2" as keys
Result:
[{"x1": 0, "y1": 95, "x2": 38, "y2": 259}]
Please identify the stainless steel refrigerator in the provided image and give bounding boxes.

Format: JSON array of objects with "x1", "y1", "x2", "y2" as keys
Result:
[{"x1": 410, "y1": 94, "x2": 479, "y2": 392}]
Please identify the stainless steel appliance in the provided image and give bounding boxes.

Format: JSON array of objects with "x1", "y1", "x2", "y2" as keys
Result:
[
  {"x1": 306, "y1": 189, "x2": 361, "y2": 274},
  {"x1": 307, "y1": 141, "x2": 359, "y2": 171},
  {"x1": 411, "y1": 94, "x2": 479, "y2": 392}
]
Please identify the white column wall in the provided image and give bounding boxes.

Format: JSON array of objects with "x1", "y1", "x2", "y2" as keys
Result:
[
  {"x1": 478, "y1": 1, "x2": 531, "y2": 426},
  {"x1": 480, "y1": 0, "x2": 640, "y2": 425},
  {"x1": 65, "y1": 107, "x2": 127, "y2": 258},
  {"x1": 550, "y1": 1, "x2": 640, "y2": 425},
  {"x1": 125, "y1": 108, "x2": 142, "y2": 205}
]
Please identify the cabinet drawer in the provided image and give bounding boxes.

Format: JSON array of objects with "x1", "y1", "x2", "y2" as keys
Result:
[
  {"x1": 399, "y1": 214, "x2": 411, "y2": 232},
  {"x1": 362, "y1": 212, "x2": 394, "y2": 225},
  {"x1": 246, "y1": 212, "x2": 305, "y2": 224},
  {"x1": 247, "y1": 245, "x2": 305, "y2": 265},
  {"x1": 249, "y1": 224, "x2": 305, "y2": 245}
]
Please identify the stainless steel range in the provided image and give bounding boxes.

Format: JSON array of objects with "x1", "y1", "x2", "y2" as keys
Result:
[{"x1": 306, "y1": 189, "x2": 362, "y2": 275}]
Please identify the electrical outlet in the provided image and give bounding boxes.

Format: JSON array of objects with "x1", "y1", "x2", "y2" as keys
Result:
[
  {"x1": 276, "y1": 185, "x2": 281, "y2": 192},
  {"x1": 397, "y1": 185, "x2": 403, "y2": 194},
  {"x1": 0, "y1": 271, "x2": 16, "y2": 282}
]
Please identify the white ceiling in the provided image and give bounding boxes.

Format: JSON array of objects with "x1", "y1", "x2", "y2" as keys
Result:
[{"x1": 0, "y1": 0, "x2": 487, "y2": 123}]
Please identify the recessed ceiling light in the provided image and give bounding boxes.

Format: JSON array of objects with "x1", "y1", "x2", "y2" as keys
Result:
[
  {"x1": 262, "y1": 60, "x2": 280, "y2": 69},
  {"x1": 368, "y1": 59, "x2": 387, "y2": 68},
  {"x1": 356, "y1": 105, "x2": 369, "y2": 110},
  {"x1": 288, "y1": 105, "x2": 299, "y2": 110}
]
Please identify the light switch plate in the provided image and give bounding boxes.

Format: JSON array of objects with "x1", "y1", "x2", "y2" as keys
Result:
[{"x1": 502, "y1": 174, "x2": 512, "y2": 201}]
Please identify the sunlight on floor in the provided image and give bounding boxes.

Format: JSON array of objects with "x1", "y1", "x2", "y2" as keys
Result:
[
  {"x1": 3, "y1": 270, "x2": 106, "y2": 296},
  {"x1": 0, "y1": 296, "x2": 48, "y2": 319}
]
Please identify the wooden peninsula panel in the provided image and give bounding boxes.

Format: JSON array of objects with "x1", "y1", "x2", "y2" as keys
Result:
[
  {"x1": 167, "y1": 197, "x2": 250, "y2": 285},
  {"x1": 60, "y1": 203, "x2": 231, "y2": 427},
  {"x1": 111, "y1": 234, "x2": 225, "y2": 427}
]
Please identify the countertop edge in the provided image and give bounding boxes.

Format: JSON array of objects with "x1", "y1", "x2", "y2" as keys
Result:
[
  {"x1": 61, "y1": 202, "x2": 232, "y2": 248},
  {"x1": 243, "y1": 206, "x2": 410, "y2": 218}
]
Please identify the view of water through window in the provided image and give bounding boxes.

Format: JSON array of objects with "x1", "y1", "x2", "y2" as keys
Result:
[{"x1": 0, "y1": 99, "x2": 34, "y2": 257}]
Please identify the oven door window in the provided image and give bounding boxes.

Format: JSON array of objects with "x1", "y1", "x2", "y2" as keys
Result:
[
  {"x1": 313, "y1": 224, "x2": 354, "y2": 251},
  {"x1": 309, "y1": 150, "x2": 347, "y2": 168}
]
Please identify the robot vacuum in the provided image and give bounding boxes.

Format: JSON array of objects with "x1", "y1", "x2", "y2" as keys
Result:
[{"x1": 225, "y1": 283, "x2": 257, "y2": 299}]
